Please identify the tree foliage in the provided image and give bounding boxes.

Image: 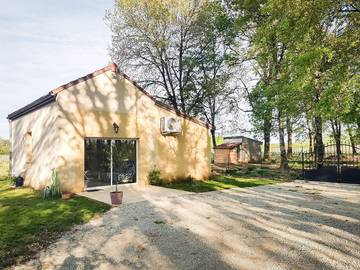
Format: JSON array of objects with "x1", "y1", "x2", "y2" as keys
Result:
[
  {"x1": 106, "y1": 0, "x2": 240, "y2": 146},
  {"x1": 107, "y1": 0, "x2": 360, "y2": 164},
  {"x1": 231, "y1": 0, "x2": 360, "y2": 166}
]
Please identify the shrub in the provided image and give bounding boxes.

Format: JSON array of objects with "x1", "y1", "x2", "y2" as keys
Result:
[
  {"x1": 7, "y1": 176, "x2": 16, "y2": 185},
  {"x1": 148, "y1": 167, "x2": 161, "y2": 185},
  {"x1": 289, "y1": 171, "x2": 302, "y2": 180}
]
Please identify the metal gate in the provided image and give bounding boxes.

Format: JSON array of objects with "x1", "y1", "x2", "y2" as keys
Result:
[{"x1": 301, "y1": 143, "x2": 360, "y2": 184}]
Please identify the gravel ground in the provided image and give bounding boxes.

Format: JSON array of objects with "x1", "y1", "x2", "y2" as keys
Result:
[{"x1": 13, "y1": 181, "x2": 360, "y2": 270}]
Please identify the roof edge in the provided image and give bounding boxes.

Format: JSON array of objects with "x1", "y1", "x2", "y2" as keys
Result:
[
  {"x1": 7, "y1": 93, "x2": 56, "y2": 121},
  {"x1": 215, "y1": 142, "x2": 241, "y2": 149},
  {"x1": 7, "y1": 63, "x2": 213, "y2": 129},
  {"x1": 121, "y1": 73, "x2": 213, "y2": 129},
  {"x1": 223, "y1": 135, "x2": 262, "y2": 144},
  {"x1": 51, "y1": 63, "x2": 119, "y2": 95},
  {"x1": 7, "y1": 63, "x2": 119, "y2": 121}
]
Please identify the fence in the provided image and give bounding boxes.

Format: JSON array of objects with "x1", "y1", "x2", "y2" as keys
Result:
[
  {"x1": 271, "y1": 143, "x2": 360, "y2": 183},
  {"x1": 300, "y1": 143, "x2": 359, "y2": 183}
]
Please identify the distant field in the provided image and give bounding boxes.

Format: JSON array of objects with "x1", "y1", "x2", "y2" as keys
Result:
[
  {"x1": 216, "y1": 135, "x2": 351, "y2": 153},
  {"x1": 268, "y1": 143, "x2": 309, "y2": 153},
  {"x1": 0, "y1": 156, "x2": 9, "y2": 177},
  {"x1": 0, "y1": 139, "x2": 10, "y2": 155},
  {"x1": 216, "y1": 137, "x2": 224, "y2": 145},
  {"x1": 216, "y1": 136, "x2": 308, "y2": 152},
  {"x1": 0, "y1": 155, "x2": 9, "y2": 162}
]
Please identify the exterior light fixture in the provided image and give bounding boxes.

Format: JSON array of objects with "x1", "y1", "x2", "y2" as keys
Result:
[{"x1": 112, "y1": 122, "x2": 119, "y2": 134}]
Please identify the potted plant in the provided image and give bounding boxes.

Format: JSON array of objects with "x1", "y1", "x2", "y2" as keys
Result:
[
  {"x1": 110, "y1": 175, "x2": 123, "y2": 205},
  {"x1": 61, "y1": 191, "x2": 72, "y2": 199}
]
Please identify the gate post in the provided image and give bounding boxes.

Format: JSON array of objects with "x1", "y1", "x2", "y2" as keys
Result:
[
  {"x1": 301, "y1": 147, "x2": 305, "y2": 180},
  {"x1": 337, "y1": 146, "x2": 341, "y2": 183}
]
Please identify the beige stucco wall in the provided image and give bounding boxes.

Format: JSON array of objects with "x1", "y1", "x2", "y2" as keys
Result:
[
  {"x1": 10, "y1": 102, "x2": 59, "y2": 189},
  {"x1": 56, "y1": 70, "x2": 211, "y2": 192}
]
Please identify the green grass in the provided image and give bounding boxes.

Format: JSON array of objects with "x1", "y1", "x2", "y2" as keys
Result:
[
  {"x1": 0, "y1": 159, "x2": 8, "y2": 178},
  {"x1": 160, "y1": 174, "x2": 282, "y2": 193},
  {"x1": 0, "y1": 176, "x2": 110, "y2": 268},
  {"x1": 233, "y1": 166, "x2": 301, "y2": 179},
  {"x1": 157, "y1": 166, "x2": 301, "y2": 193},
  {"x1": 0, "y1": 139, "x2": 10, "y2": 155}
]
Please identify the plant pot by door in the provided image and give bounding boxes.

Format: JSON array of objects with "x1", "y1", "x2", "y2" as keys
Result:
[{"x1": 110, "y1": 191, "x2": 123, "y2": 205}]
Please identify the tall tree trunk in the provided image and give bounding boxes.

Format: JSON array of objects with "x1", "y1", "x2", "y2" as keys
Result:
[
  {"x1": 286, "y1": 117, "x2": 293, "y2": 159},
  {"x1": 263, "y1": 118, "x2": 271, "y2": 162},
  {"x1": 306, "y1": 118, "x2": 313, "y2": 153},
  {"x1": 314, "y1": 115, "x2": 324, "y2": 168},
  {"x1": 210, "y1": 128, "x2": 217, "y2": 149},
  {"x1": 309, "y1": 131, "x2": 313, "y2": 153},
  {"x1": 348, "y1": 128, "x2": 357, "y2": 154},
  {"x1": 331, "y1": 119, "x2": 341, "y2": 158},
  {"x1": 278, "y1": 111, "x2": 288, "y2": 170}
]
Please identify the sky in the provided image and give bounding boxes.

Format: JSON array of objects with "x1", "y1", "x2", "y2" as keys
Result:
[{"x1": 0, "y1": 0, "x2": 113, "y2": 138}]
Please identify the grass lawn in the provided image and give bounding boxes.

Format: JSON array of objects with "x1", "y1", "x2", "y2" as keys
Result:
[
  {"x1": 0, "y1": 158, "x2": 8, "y2": 177},
  {"x1": 0, "y1": 176, "x2": 110, "y2": 268},
  {"x1": 161, "y1": 175, "x2": 281, "y2": 193},
  {"x1": 157, "y1": 166, "x2": 300, "y2": 193}
]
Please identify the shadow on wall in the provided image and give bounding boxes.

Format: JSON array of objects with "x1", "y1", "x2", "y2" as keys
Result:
[
  {"x1": 56, "y1": 71, "x2": 210, "y2": 192},
  {"x1": 57, "y1": 72, "x2": 135, "y2": 192},
  {"x1": 11, "y1": 104, "x2": 58, "y2": 189}
]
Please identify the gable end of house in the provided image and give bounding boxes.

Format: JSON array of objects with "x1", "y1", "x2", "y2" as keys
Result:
[{"x1": 7, "y1": 63, "x2": 212, "y2": 129}]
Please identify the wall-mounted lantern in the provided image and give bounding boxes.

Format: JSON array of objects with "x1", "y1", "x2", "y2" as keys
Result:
[{"x1": 112, "y1": 122, "x2": 119, "y2": 134}]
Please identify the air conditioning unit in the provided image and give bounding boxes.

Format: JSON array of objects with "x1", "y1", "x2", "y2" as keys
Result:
[{"x1": 160, "y1": 117, "x2": 181, "y2": 135}]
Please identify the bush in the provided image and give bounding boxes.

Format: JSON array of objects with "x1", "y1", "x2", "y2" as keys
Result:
[
  {"x1": 148, "y1": 167, "x2": 161, "y2": 185},
  {"x1": 7, "y1": 176, "x2": 16, "y2": 185},
  {"x1": 289, "y1": 171, "x2": 302, "y2": 180}
]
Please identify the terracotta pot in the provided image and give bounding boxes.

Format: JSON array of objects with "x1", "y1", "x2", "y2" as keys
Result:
[
  {"x1": 110, "y1": 191, "x2": 123, "y2": 205},
  {"x1": 61, "y1": 192, "x2": 72, "y2": 199}
]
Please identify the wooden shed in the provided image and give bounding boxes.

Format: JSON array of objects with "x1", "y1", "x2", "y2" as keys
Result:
[
  {"x1": 214, "y1": 136, "x2": 262, "y2": 165},
  {"x1": 214, "y1": 143, "x2": 241, "y2": 165}
]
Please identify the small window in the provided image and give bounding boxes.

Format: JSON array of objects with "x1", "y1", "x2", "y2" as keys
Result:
[{"x1": 25, "y1": 132, "x2": 33, "y2": 163}]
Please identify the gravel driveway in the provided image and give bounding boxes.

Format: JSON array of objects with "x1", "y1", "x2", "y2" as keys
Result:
[{"x1": 14, "y1": 181, "x2": 360, "y2": 270}]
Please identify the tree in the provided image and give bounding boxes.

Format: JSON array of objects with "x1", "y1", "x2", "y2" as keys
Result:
[
  {"x1": 185, "y1": 1, "x2": 238, "y2": 147},
  {"x1": 229, "y1": 0, "x2": 276, "y2": 162},
  {"x1": 246, "y1": 81, "x2": 274, "y2": 161},
  {"x1": 107, "y1": 0, "x2": 240, "y2": 147},
  {"x1": 106, "y1": 0, "x2": 204, "y2": 113}
]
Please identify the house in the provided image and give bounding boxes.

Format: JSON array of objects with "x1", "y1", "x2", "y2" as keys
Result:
[
  {"x1": 214, "y1": 135, "x2": 262, "y2": 165},
  {"x1": 7, "y1": 63, "x2": 211, "y2": 192}
]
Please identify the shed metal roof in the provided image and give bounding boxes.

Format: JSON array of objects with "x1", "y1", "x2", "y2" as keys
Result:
[
  {"x1": 223, "y1": 135, "x2": 262, "y2": 144},
  {"x1": 215, "y1": 142, "x2": 241, "y2": 149}
]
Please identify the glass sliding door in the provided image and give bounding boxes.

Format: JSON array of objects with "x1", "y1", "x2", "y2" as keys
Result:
[
  {"x1": 112, "y1": 140, "x2": 136, "y2": 184},
  {"x1": 84, "y1": 139, "x2": 112, "y2": 188},
  {"x1": 84, "y1": 138, "x2": 137, "y2": 189}
]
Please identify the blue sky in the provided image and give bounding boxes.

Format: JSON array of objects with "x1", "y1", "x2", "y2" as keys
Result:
[{"x1": 0, "y1": 0, "x2": 113, "y2": 138}]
